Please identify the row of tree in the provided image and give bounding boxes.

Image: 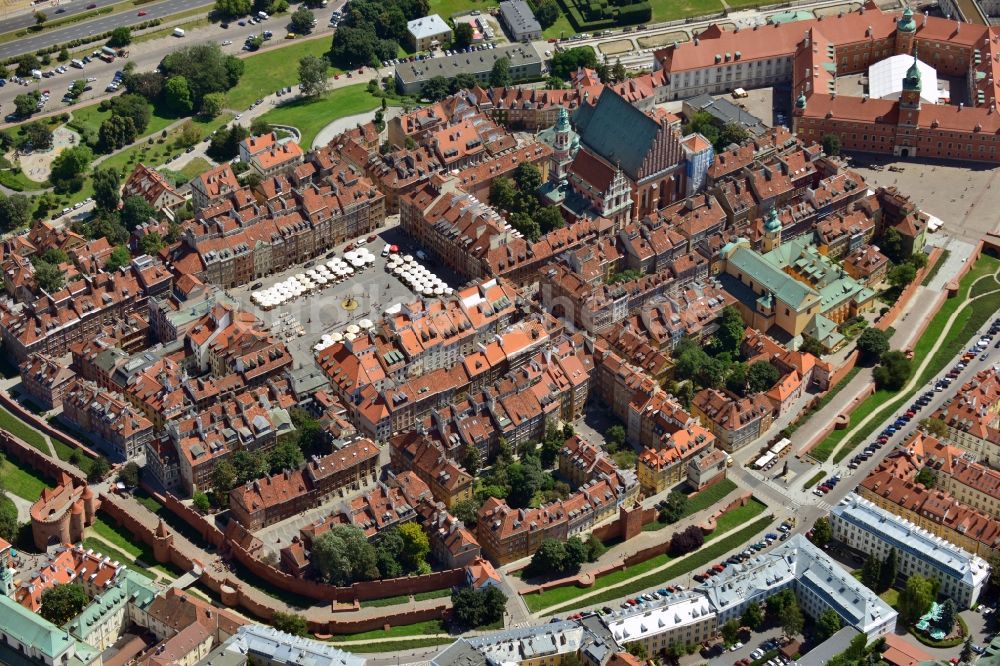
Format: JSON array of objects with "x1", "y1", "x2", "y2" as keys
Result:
[
  {"x1": 310, "y1": 523, "x2": 429, "y2": 585},
  {"x1": 489, "y1": 161, "x2": 563, "y2": 241},
  {"x1": 524, "y1": 534, "x2": 606, "y2": 578},
  {"x1": 328, "y1": 0, "x2": 430, "y2": 68}
]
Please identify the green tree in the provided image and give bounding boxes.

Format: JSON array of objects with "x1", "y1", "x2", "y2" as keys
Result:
[
  {"x1": 140, "y1": 232, "x2": 166, "y2": 255},
  {"x1": 489, "y1": 56, "x2": 512, "y2": 87},
  {"x1": 91, "y1": 168, "x2": 121, "y2": 213},
  {"x1": 33, "y1": 10, "x2": 47, "y2": 25},
  {"x1": 545, "y1": 74, "x2": 566, "y2": 89},
  {"x1": 721, "y1": 618, "x2": 740, "y2": 644},
  {"x1": 212, "y1": 460, "x2": 238, "y2": 501},
  {"x1": 215, "y1": 0, "x2": 252, "y2": 17},
  {"x1": 0, "y1": 495, "x2": 18, "y2": 543},
  {"x1": 860, "y1": 553, "x2": 881, "y2": 590},
  {"x1": 822, "y1": 133, "x2": 842, "y2": 156},
  {"x1": 938, "y1": 598, "x2": 956, "y2": 633},
  {"x1": 683, "y1": 110, "x2": 720, "y2": 147},
  {"x1": 98, "y1": 115, "x2": 138, "y2": 152},
  {"x1": 489, "y1": 177, "x2": 517, "y2": 210},
  {"x1": 164, "y1": 76, "x2": 194, "y2": 115},
  {"x1": 800, "y1": 335, "x2": 826, "y2": 356},
  {"x1": 507, "y1": 458, "x2": 543, "y2": 508},
  {"x1": 14, "y1": 54, "x2": 41, "y2": 77},
  {"x1": 658, "y1": 491, "x2": 688, "y2": 524},
  {"x1": 888, "y1": 263, "x2": 917, "y2": 289},
  {"x1": 21, "y1": 121, "x2": 53, "y2": 150},
  {"x1": 811, "y1": 516, "x2": 832, "y2": 547},
  {"x1": 397, "y1": 521, "x2": 430, "y2": 572},
  {"x1": 200, "y1": 92, "x2": 225, "y2": 119},
  {"x1": 298, "y1": 54, "x2": 329, "y2": 98},
  {"x1": 311, "y1": 525, "x2": 378, "y2": 585},
  {"x1": 915, "y1": 466, "x2": 936, "y2": 488},
  {"x1": 919, "y1": 417, "x2": 948, "y2": 438},
  {"x1": 291, "y1": 7, "x2": 316, "y2": 33},
  {"x1": 58, "y1": 46, "x2": 70, "y2": 62},
  {"x1": 120, "y1": 196, "x2": 157, "y2": 231},
  {"x1": 746, "y1": 361, "x2": 780, "y2": 393},
  {"x1": 33, "y1": 261, "x2": 65, "y2": 293},
  {"x1": 741, "y1": 601, "x2": 764, "y2": 630},
  {"x1": 856, "y1": 327, "x2": 890, "y2": 364},
  {"x1": 780, "y1": 599, "x2": 804, "y2": 637},
  {"x1": 713, "y1": 305, "x2": 745, "y2": 355},
  {"x1": 909, "y1": 252, "x2": 928, "y2": 269},
  {"x1": 193, "y1": 491, "x2": 211, "y2": 513},
  {"x1": 40, "y1": 584, "x2": 87, "y2": 626},
  {"x1": 451, "y1": 586, "x2": 507, "y2": 629},
  {"x1": 605, "y1": 424, "x2": 626, "y2": 451},
  {"x1": 50, "y1": 145, "x2": 93, "y2": 191},
  {"x1": 119, "y1": 461, "x2": 140, "y2": 487},
  {"x1": 881, "y1": 228, "x2": 906, "y2": 263},
  {"x1": 898, "y1": 574, "x2": 934, "y2": 625},
  {"x1": 272, "y1": 611, "x2": 309, "y2": 636},
  {"x1": 88, "y1": 456, "x2": 111, "y2": 482},
  {"x1": 873, "y1": 351, "x2": 912, "y2": 391},
  {"x1": 108, "y1": 26, "x2": 132, "y2": 48},
  {"x1": 0, "y1": 194, "x2": 32, "y2": 231},
  {"x1": 626, "y1": 642, "x2": 647, "y2": 660},
  {"x1": 611, "y1": 58, "x2": 627, "y2": 83},
  {"x1": 452, "y1": 498, "x2": 479, "y2": 526},
  {"x1": 250, "y1": 118, "x2": 273, "y2": 137},
  {"x1": 550, "y1": 47, "x2": 598, "y2": 79},
  {"x1": 268, "y1": 439, "x2": 304, "y2": 473},
  {"x1": 815, "y1": 609, "x2": 842, "y2": 641},
  {"x1": 452, "y1": 22, "x2": 474, "y2": 50},
  {"x1": 527, "y1": 539, "x2": 567, "y2": 577},
  {"x1": 534, "y1": 0, "x2": 560, "y2": 28}
]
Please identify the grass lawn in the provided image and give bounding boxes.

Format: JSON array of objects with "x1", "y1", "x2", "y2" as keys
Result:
[
  {"x1": 428, "y1": 0, "x2": 497, "y2": 19},
  {"x1": 0, "y1": 159, "x2": 49, "y2": 192},
  {"x1": 542, "y1": 11, "x2": 576, "y2": 40},
  {"x1": 81, "y1": 538, "x2": 158, "y2": 580},
  {"x1": 133, "y1": 487, "x2": 166, "y2": 516},
  {"x1": 363, "y1": 593, "x2": 411, "y2": 608},
  {"x1": 70, "y1": 103, "x2": 180, "y2": 147},
  {"x1": 880, "y1": 587, "x2": 899, "y2": 609},
  {"x1": 921, "y1": 248, "x2": 950, "y2": 286},
  {"x1": 257, "y1": 84, "x2": 382, "y2": 148},
  {"x1": 413, "y1": 588, "x2": 453, "y2": 602},
  {"x1": 174, "y1": 157, "x2": 213, "y2": 182},
  {"x1": 328, "y1": 619, "x2": 447, "y2": 642},
  {"x1": 0, "y1": 406, "x2": 49, "y2": 453},
  {"x1": 644, "y1": 479, "x2": 739, "y2": 533},
  {"x1": 802, "y1": 470, "x2": 826, "y2": 489},
  {"x1": 50, "y1": 438, "x2": 96, "y2": 475},
  {"x1": 92, "y1": 517, "x2": 143, "y2": 558},
  {"x1": 330, "y1": 638, "x2": 453, "y2": 653},
  {"x1": 226, "y1": 38, "x2": 341, "y2": 110},
  {"x1": 815, "y1": 254, "x2": 1000, "y2": 464},
  {"x1": 1, "y1": 456, "x2": 52, "y2": 501},
  {"x1": 707, "y1": 498, "x2": 766, "y2": 538},
  {"x1": 650, "y1": 0, "x2": 724, "y2": 22},
  {"x1": 527, "y1": 501, "x2": 768, "y2": 612}
]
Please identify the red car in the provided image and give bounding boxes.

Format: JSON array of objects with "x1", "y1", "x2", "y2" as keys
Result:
[
  {"x1": 137, "y1": 10, "x2": 147, "y2": 15},
  {"x1": 343, "y1": 242, "x2": 354, "y2": 251},
  {"x1": 366, "y1": 234, "x2": 377, "y2": 242}
]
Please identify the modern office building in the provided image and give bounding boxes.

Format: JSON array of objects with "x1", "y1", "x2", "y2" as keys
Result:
[{"x1": 830, "y1": 493, "x2": 990, "y2": 609}]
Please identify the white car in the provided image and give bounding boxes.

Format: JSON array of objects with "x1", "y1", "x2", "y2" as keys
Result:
[
  {"x1": 221, "y1": 40, "x2": 233, "y2": 45},
  {"x1": 730, "y1": 642, "x2": 743, "y2": 652}
]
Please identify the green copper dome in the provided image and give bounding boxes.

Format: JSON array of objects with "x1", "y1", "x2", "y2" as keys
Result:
[
  {"x1": 764, "y1": 208, "x2": 781, "y2": 234},
  {"x1": 795, "y1": 92, "x2": 807, "y2": 109},
  {"x1": 898, "y1": 6, "x2": 916, "y2": 32},
  {"x1": 903, "y1": 54, "x2": 921, "y2": 92}
]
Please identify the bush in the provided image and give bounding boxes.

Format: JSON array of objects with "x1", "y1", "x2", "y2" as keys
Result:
[{"x1": 669, "y1": 524, "x2": 704, "y2": 556}]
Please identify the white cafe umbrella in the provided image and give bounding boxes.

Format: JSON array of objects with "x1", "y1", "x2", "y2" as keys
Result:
[
  {"x1": 330, "y1": 331, "x2": 344, "y2": 343},
  {"x1": 358, "y1": 318, "x2": 374, "y2": 329},
  {"x1": 346, "y1": 324, "x2": 361, "y2": 334}
]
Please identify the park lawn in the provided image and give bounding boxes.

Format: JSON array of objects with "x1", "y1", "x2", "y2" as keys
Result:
[
  {"x1": 707, "y1": 498, "x2": 766, "y2": 539},
  {"x1": 650, "y1": 0, "x2": 724, "y2": 23},
  {"x1": 428, "y1": 0, "x2": 497, "y2": 19},
  {"x1": 684, "y1": 478, "x2": 737, "y2": 517},
  {"x1": 724, "y1": 0, "x2": 766, "y2": 8},
  {"x1": 362, "y1": 593, "x2": 411, "y2": 607},
  {"x1": 50, "y1": 438, "x2": 96, "y2": 475},
  {"x1": 1, "y1": 456, "x2": 51, "y2": 501},
  {"x1": 328, "y1": 619, "x2": 447, "y2": 642},
  {"x1": 257, "y1": 84, "x2": 382, "y2": 148},
  {"x1": 555, "y1": 515, "x2": 775, "y2": 610},
  {"x1": 92, "y1": 517, "x2": 143, "y2": 558},
  {"x1": 133, "y1": 487, "x2": 166, "y2": 515},
  {"x1": 413, "y1": 587, "x2": 452, "y2": 602},
  {"x1": 175, "y1": 157, "x2": 214, "y2": 182},
  {"x1": 81, "y1": 538, "x2": 158, "y2": 580},
  {"x1": 0, "y1": 156, "x2": 50, "y2": 192},
  {"x1": 543, "y1": 11, "x2": 576, "y2": 40},
  {"x1": 70, "y1": 102, "x2": 182, "y2": 146},
  {"x1": 226, "y1": 38, "x2": 340, "y2": 110},
  {"x1": 817, "y1": 254, "x2": 1000, "y2": 464},
  {"x1": 0, "y1": 406, "x2": 49, "y2": 453},
  {"x1": 527, "y1": 499, "x2": 767, "y2": 612},
  {"x1": 802, "y1": 470, "x2": 826, "y2": 489}
]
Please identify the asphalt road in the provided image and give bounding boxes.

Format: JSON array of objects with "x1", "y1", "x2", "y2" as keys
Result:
[
  {"x1": 1, "y1": 0, "x2": 209, "y2": 36},
  {"x1": 0, "y1": 0, "x2": 217, "y2": 59}
]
